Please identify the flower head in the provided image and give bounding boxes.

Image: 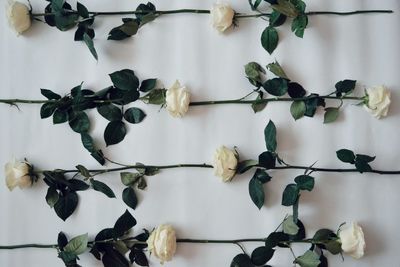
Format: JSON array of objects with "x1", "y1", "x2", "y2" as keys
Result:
[
  {"x1": 212, "y1": 146, "x2": 238, "y2": 182},
  {"x1": 210, "y1": 2, "x2": 235, "y2": 33},
  {"x1": 7, "y1": 1, "x2": 32, "y2": 34},
  {"x1": 5, "y1": 159, "x2": 33, "y2": 191},
  {"x1": 364, "y1": 85, "x2": 391, "y2": 119},
  {"x1": 165, "y1": 80, "x2": 190, "y2": 118},
  {"x1": 147, "y1": 224, "x2": 177, "y2": 264},
  {"x1": 339, "y1": 222, "x2": 366, "y2": 259}
]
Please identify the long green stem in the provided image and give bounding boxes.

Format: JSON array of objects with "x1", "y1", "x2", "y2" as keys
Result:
[{"x1": 30, "y1": 9, "x2": 393, "y2": 18}]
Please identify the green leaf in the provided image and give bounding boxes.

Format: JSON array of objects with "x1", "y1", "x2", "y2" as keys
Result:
[
  {"x1": 253, "y1": 169, "x2": 272, "y2": 184},
  {"x1": 97, "y1": 104, "x2": 122, "y2": 121},
  {"x1": 313, "y1": 229, "x2": 335, "y2": 241},
  {"x1": 291, "y1": 14, "x2": 308, "y2": 38},
  {"x1": 263, "y1": 78, "x2": 288, "y2": 96},
  {"x1": 41, "y1": 89, "x2": 61, "y2": 100},
  {"x1": 124, "y1": 108, "x2": 146, "y2": 124},
  {"x1": 264, "y1": 120, "x2": 277, "y2": 152},
  {"x1": 356, "y1": 154, "x2": 376, "y2": 163},
  {"x1": 69, "y1": 111, "x2": 90, "y2": 133},
  {"x1": 230, "y1": 254, "x2": 254, "y2": 267},
  {"x1": 57, "y1": 232, "x2": 68, "y2": 250},
  {"x1": 258, "y1": 151, "x2": 276, "y2": 169},
  {"x1": 104, "y1": 121, "x2": 127, "y2": 146},
  {"x1": 245, "y1": 62, "x2": 265, "y2": 83},
  {"x1": 109, "y1": 69, "x2": 139, "y2": 91},
  {"x1": 294, "y1": 175, "x2": 314, "y2": 191},
  {"x1": 251, "y1": 246, "x2": 274, "y2": 265},
  {"x1": 355, "y1": 160, "x2": 372, "y2": 173},
  {"x1": 76, "y1": 165, "x2": 91, "y2": 178},
  {"x1": 324, "y1": 107, "x2": 340, "y2": 124},
  {"x1": 335, "y1": 80, "x2": 356, "y2": 95},
  {"x1": 113, "y1": 210, "x2": 137, "y2": 238},
  {"x1": 83, "y1": 32, "x2": 98, "y2": 60},
  {"x1": 290, "y1": 101, "x2": 306, "y2": 120},
  {"x1": 294, "y1": 250, "x2": 321, "y2": 267},
  {"x1": 261, "y1": 26, "x2": 279, "y2": 54},
  {"x1": 137, "y1": 177, "x2": 147, "y2": 190},
  {"x1": 283, "y1": 215, "x2": 299, "y2": 235},
  {"x1": 68, "y1": 179, "x2": 90, "y2": 191},
  {"x1": 120, "y1": 20, "x2": 140, "y2": 35},
  {"x1": 265, "y1": 232, "x2": 289, "y2": 249},
  {"x1": 325, "y1": 240, "x2": 342, "y2": 255},
  {"x1": 142, "y1": 89, "x2": 166, "y2": 105},
  {"x1": 102, "y1": 249, "x2": 130, "y2": 267},
  {"x1": 251, "y1": 92, "x2": 267, "y2": 113},
  {"x1": 81, "y1": 133, "x2": 95, "y2": 153},
  {"x1": 123, "y1": 187, "x2": 138, "y2": 209},
  {"x1": 53, "y1": 109, "x2": 68, "y2": 124},
  {"x1": 139, "y1": 79, "x2": 157, "y2": 92},
  {"x1": 271, "y1": 0, "x2": 299, "y2": 17},
  {"x1": 91, "y1": 180, "x2": 116, "y2": 198},
  {"x1": 46, "y1": 187, "x2": 59, "y2": 208},
  {"x1": 269, "y1": 10, "x2": 287, "y2": 27},
  {"x1": 58, "y1": 251, "x2": 77, "y2": 265},
  {"x1": 64, "y1": 233, "x2": 88, "y2": 256},
  {"x1": 120, "y1": 172, "x2": 142, "y2": 186},
  {"x1": 281, "y1": 184, "x2": 299, "y2": 206},
  {"x1": 336, "y1": 149, "x2": 355, "y2": 163},
  {"x1": 41, "y1": 103, "x2": 57, "y2": 119},
  {"x1": 267, "y1": 61, "x2": 288, "y2": 79},
  {"x1": 76, "y1": 2, "x2": 89, "y2": 18},
  {"x1": 249, "y1": 177, "x2": 265, "y2": 209},
  {"x1": 54, "y1": 191, "x2": 79, "y2": 221}
]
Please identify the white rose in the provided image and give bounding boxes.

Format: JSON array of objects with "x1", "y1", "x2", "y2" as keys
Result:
[
  {"x1": 5, "y1": 159, "x2": 32, "y2": 191},
  {"x1": 365, "y1": 85, "x2": 391, "y2": 119},
  {"x1": 7, "y1": 1, "x2": 32, "y2": 34},
  {"x1": 165, "y1": 80, "x2": 190, "y2": 118},
  {"x1": 212, "y1": 146, "x2": 238, "y2": 182},
  {"x1": 147, "y1": 224, "x2": 177, "y2": 264},
  {"x1": 339, "y1": 222, "x2": 366, "y2": 259},
  {"x1": 210, "y1": 2, "x2": 235, "y2": 33}
]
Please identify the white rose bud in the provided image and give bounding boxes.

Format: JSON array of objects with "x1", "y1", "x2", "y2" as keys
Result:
[
  {"x1": 339, "y1": 222, "x2": 366, "y2": 259},
  {"x1": 210, "y1": 2, "x2": 235, "y2": 33},
  {"x1": 5, "y1": 159, "x2": 32, "y2": 191},
  {"x1": 165, "y1": 80, "x2": 190, "y2": 118},
  {"x1": 212, "y1": 146, "x2": 238, "y2": 182},
  {"x1": 7, "y1": 1, "x2": 32, "y2": 34},
  {"x1": 147, "y1": 224, "x2": 177, "y2": 264},
  {"x1": 365, "y1": 85, "x2": 391, "y2": 119}
]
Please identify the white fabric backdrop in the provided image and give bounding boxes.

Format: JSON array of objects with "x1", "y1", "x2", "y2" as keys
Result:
[{"x1": 0, "y1": 0, "x2": 399, "y2": 266}]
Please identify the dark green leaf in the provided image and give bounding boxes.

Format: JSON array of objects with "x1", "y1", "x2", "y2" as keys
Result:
[
  {"x1": 91, "y1": 150, "x2": 106, "y2": 165},
  {"x1": 258, "y1": 151, "x2": 276, "y2": 169},
  {"x1": 69, "y1": 111, "x2": 90, "y2": 133},
  {"x1": 46, "y1": 187, "x2": 59, "y2": 208},
  {"x1": 81, "y1": 133, "x2": 95, "y2": 153},
  {"x1": 261, "y1": 26, "x2": 279, "y2": 54},
  {"x1": 114, "y1": 210, "x2": 137, "y2": 238},
  {"x1": 335, "y1": 80, "x2": 356, "y2": 95},
  {"x1": 77, "y1": 2, "x2": 89, "y2": 18},
  {"x1": 231, "y1": 254, "x2": 254, "y2": 267},
  {"x1": 263, "y1": 78, "x2": 288, "y2": 96},
  {"x1": 313, "y1": 229, "x2": 335, "y2": 241},
  {"x1": 265, "y1": 232, "x2": 289, "y2": 249},
  {"x1": 91, "y1": 180, "x2": 116, "y2": 198},
  {"x1": 264, "y1": 120, "x2": 277, "y2": 152},
  {"x1": 355, "y1": 160, "x2": 372, "y2": 173},
  {"x1": 236, "y1": 160, "x2": 258, "y2": 174},
  {"x1": 109, "y1": 69, "x2": 139, "y2": 91},
  {"x1": 139, "y1": 79, "x2": 157, "y2": 92},
  {"x1": 123, "y1": 187, "x2": 138, "y2": 209},
  {"x1": 290, "y1": 101, "x2": 306, "y2": 120},
  {"x1": 356, "y1": 154, "x2": 376, "y2": 163},
  {"x1": 269, "y1": 10, "x2": 287, "y2": 27},
  {"x1": 57, "y1": 232, "x2": 68, "y2": 250},
  {"x1": 133, "y1": 250, "x2": 149, "y2": 266},
  {"x1": 53, "y1": 109, "x2": 68, "y2": 124},
  {"x1": 102, "y1": 249, "x2": 130, "y2": 267},
  {"x1": 54, "y1": 191, "x2": 79, "y2": 221},
  {"x1": 281, "y1": 184, "x2": 299, "y2": 206},
  {"x1": 104, "y1": 121, "x2": 127, "y2": 146},
  {"x1": 251, "y1": 246, "x2": 274, "y2": 265},
  {"x1": 69, "y1": 179, "x2": 90, "y2": 191},
  {"x1": 288, "y1": 82, "x2": 306, "y2": 98},
  {"x1": 251, "y1": 92, "x2": 267, "y2": 113},
  {"x1": 249, "y1": 177, "x2": 265, "y2": 209},
  {"x1": 137, "y1": 177, "x2": 147, "y2": 190},
  {"x1": 83, "y1": 33, "x2": 98, "y2": 60},
  {"x1": 252, "y1": 169, "x2": 272, "y2": 184},
  {"x1": 41, "y1": 89, "x2": 61, "y2": 100},
  {"x1": 41, "y1": 103, "x2": 57, "y2": 119},
  {"x1": 124, "y1": 108, "x2": 146, "y2": 124},
  {"x1": 336, "y1": 149, "x2": 355, "y2": 163},
  {"x1": 97, "y1": 104, "x2": 122, "y2": 121},
  {"x1": 324, "y1": 240, "x2": 342, "y2": 255},
  {"x1": 294, "y1": 175, "x2": 314, "y2": 191},
  {"x1": 324, "y1": 108, "x2": 340, "y2": 124}
]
